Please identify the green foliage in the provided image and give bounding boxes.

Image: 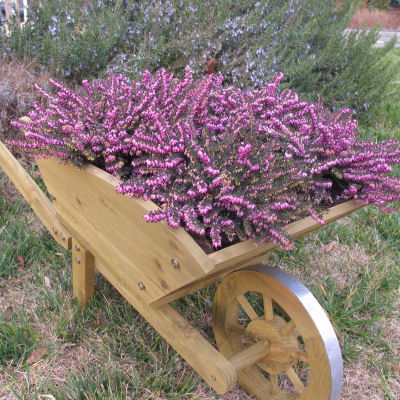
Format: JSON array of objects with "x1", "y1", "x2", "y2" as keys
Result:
[
  {"x1": 105, "y1": 0, "x2": 399, "y2": 119},
  {"x1": 1, "y1": 0, "x2": 128, "y2": 82},
  {"x1": 0, "y1": 322, "x2": 36, "y2": 366}
]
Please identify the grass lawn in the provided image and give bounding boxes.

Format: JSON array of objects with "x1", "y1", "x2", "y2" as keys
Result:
[{"x1": 0, "y1": 52, "x2": 400, "y2": 400}]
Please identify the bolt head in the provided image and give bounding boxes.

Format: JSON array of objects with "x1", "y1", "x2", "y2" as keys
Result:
[
  {"x1": 75, "y1": 257, "x2": 80, "y2": 264},
  {"x1": 75, "y1": 244, "x2": 80, "y2": 251},
  {"x1": 138, "y1": 282, "x2": 145, "y2": 290},
  {"x1": 171, "y1": 258, "x2": 180, "y2": 269},
  {"x1": 52, "y1": 227, "x2": 57, "y2": 234}
]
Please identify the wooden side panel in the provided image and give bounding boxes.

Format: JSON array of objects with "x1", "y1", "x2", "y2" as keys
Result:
[
  {"x1": 36, "y1": 158, "x2": 211, "y2": 304},
  {"x1": 150, "y1": 200, "x2": 364, "y2": 306},
  {"x1": 0, "y1": 142, "x2": 71, "y2": 249},
  {"x1": 208, "y1": 199, "x2": 364, "y2": 273}
]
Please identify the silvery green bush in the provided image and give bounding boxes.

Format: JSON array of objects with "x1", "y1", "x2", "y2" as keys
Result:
[
  {"x1": 107, "y1": 0, "x2": 397, "y2": 119},
  {"x1": 0, "y1": 0, "x2": 128, "y2": 82}
]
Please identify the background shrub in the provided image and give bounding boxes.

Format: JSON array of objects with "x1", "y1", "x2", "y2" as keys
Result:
[
  {"x1": 106, "y1": 0, "x2": 398, "y2": 120},
  {"x1": 1, "y1": 0, "x2": 128, "y2": 83}
]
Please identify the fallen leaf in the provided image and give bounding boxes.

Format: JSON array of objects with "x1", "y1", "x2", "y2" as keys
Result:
[
  {"x1": 16, "y1": 255, "x2": 25, "y2": 270},
  {"x1": 27, "y1": 346, "x2": 47, "y2": 365},
  {"x1": 322, "y1": 241, "x2": 336, "y2": 253},
  {"x1": 4, "y1": 305, "x2": 13, "y2": 321},
  {"x1": 44, "y1": 276, "x2": 51, "y2": 288}
]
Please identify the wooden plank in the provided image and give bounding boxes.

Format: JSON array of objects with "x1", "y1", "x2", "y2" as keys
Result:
[
  {"x1": 207, "y1": 199, "x2": 364, "y2": 273},
  {"x1": 37, "y1": 158, "x2": 212, "y2": 304},
  {"x1": 72, "y1": 238, "x2": 95, "y2": 307},
  {"x1": 93, "y1": 257, "x2": 237, "y2": 395},
  {"x1": 0, "y1": 141, "x2": 71, "y2": 249},
  {"x1": 228, "y1": 341, "x2": 271, "y2": 372}
]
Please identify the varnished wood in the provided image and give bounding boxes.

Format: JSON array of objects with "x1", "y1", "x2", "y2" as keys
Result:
[
  {"x1": 286, "y1": 367, "x2": 305, "y2": 393},
  {"x1": 208, "y1": 199, "x2": 364, "y2": 273},
  {"x1": 237, "y1": 294, "x2": 259, "y2": 320},
  {"x1": 93, "y1": 257, "x2": 237, "y2": 394},
  {"x1": 281, "y1": 320, "x2": 296, "y2": 336},
  {"x1": 229, "y1": 341, "x2": 271, "y2": 372},
  {"x1": 35, "y1": 157, "x2": 362, "y2": 306},
  {"x1": 0, "y1": 142, "x2": 71, "y2": 249},
  {"x1": 72, "y1": 239, "x2": 95, "y2": 307},
  {"x1": 36, "y1": 158, "x2": 212, "y2": 304},
  {"x1": 151, "y1": 200, "x2": 362, "y2": 307},
  {"x1": 213, "y1": 269, "x2": 336, "y2": 399},
  {"x1": 263, "y1": 295, "x2": 274, "y2": 321}
]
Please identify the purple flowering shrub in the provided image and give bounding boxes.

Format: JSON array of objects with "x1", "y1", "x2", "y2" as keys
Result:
[{"x1": 10, "y1": 68, "x2": 400, "y2": 250}]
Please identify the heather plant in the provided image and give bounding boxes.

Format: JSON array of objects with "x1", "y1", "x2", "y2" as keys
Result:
[
  {"x1": 10, "y1": 69, "x2": 400, "y2": 250},
  {"x1": 0, "y1": 0, "x2": 128, "y2": 82},
  {"x1": 107, "y1": 0, "x2": 398, "y2": 119}
]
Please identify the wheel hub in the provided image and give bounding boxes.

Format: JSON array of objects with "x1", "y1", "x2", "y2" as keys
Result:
[{"x1": 245, "y1": 315, "x2": 300, "y2": 374}]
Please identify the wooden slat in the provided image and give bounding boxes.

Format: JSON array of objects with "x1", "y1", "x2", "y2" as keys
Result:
[
  {"x1": 0, "y1": 141, "x2": 71, "y2": 249},
  {"x1": 208, "y1": 199, "x2": 364, "y2": 273},
  {"x1": 36, "y1": 158, "x2": 212, "y2": 304}
]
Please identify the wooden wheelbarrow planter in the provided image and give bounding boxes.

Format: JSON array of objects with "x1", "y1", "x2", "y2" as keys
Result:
[{"x1": 0, "y1": 141, "x2": 364, "y2": 400}]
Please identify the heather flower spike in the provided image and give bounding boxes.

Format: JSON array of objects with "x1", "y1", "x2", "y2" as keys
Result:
[{"x1": 10, "y1": 68, "x2": 400, "y2": 251}]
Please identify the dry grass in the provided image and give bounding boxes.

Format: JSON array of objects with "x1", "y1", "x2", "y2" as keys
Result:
[
  {"x1": 0, "y1": 59, "x2": 51, "y2": 147},
  {"x1": 0, "y1": 173, "x2": 398, "y2": 399}
]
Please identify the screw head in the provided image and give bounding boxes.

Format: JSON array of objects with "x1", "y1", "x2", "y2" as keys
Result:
[
  {"x1": 171, "y1": 258, "x2": 180, "y2": 269},
  {"x1": 61, "y1": 235, "x2": 65, "y2": 241},
  {"x1": 75, "y1": 244, "x2": 80, "y2": 251},
  {"x1": 75, "y1": 257, "x2": 80, "y2": 264},
  {"x1": 211, "y1": 375, "x2": 216, "y2": 381},
  {"x1": 52, "y1": 227, "x2": 57, "y2": 234},
  {"x1": 50, "y1": 194, "x2": 56, "y2": 201},
  {"x1": 138, "y1": 282, "x2": 145, "y2": 290}
]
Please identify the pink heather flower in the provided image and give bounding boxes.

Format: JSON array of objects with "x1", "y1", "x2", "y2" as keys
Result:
[{"x1": 9, "y1": 68, "x2": 400, "y2": 251}]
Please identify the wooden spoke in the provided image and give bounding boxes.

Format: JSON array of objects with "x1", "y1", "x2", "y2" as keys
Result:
[
  {"x1": 269, "y1": 373, "x2": 279, "y2": 394},
  {"x1": 281, "y1": 320, "x2": 296, "y2": 336},
  {"x1": 229, "y1": 341, "x2": 271, "y2": 372},
  {"x1": 290, "y1": 350, "x2": 309, "y2": 364},
  {"x1": 237, "y1": 294, "x2": 259, "y2": 321},
  {"x1": 228, "y1": 323, "x2": 246, "y2": 335},
  {"x1": 286, "y1": 367, "x2": 305, "y2": 393},
  {"x1": 213, "y1": 268, "x2": 344, "y2": 400},
  {"x1": 263, "y1": 295, "x2": 274, "y2": 321}
]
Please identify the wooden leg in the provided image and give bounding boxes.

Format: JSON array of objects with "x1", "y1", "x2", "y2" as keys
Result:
[{"x1": 72, "y1": 238, "x2": 95, "y2": 307}]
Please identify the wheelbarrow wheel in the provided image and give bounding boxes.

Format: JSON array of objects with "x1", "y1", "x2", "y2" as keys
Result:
[{"x1": 212, "y1": 265, "x2": 343, "y2": 400}]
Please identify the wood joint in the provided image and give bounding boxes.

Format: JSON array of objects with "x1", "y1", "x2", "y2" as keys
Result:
[{"x1": 228, "y1": 341, "x2": 271, "y2": 372}]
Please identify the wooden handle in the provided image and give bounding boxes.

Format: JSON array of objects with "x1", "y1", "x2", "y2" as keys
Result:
[{"x1": 0, "y1": 141, "x2": 71, "y2": 249}]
